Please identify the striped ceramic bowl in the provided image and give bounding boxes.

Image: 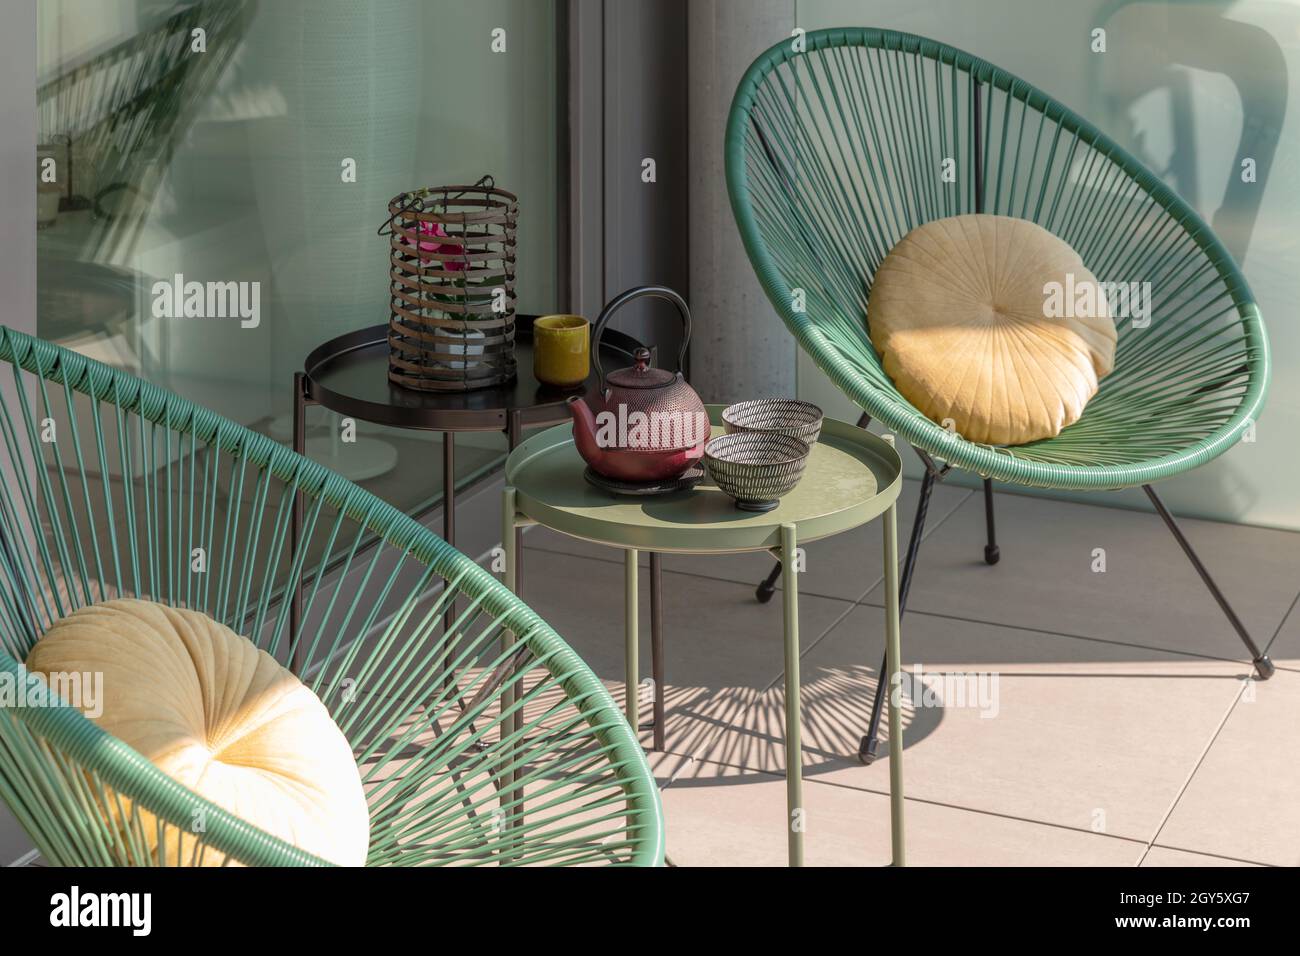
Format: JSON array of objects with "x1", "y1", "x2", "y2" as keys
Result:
[
  {"x1": 722, "y1": 399, "x2": 824, "y2": 446},
  {"x1": 704, "y1": 431, "x2": 810, "y2": 512}
]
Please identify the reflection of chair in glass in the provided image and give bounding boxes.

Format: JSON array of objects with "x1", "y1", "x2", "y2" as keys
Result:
[
  {"x1": 726, "y1": 28, "x2": 1272, "y2": 763},
  {"x1": 0, "y1": 329, "x2": 663, "y2": 866},
  {"x1": 1087, "y1": 0, "x2": 1290, "y2": 265},
  {"x1": 37, "y1": 1, "x2": 252, "y2": 258}
]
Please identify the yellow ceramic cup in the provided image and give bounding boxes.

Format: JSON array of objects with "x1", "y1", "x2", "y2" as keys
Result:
[{"x1": 533, "y1": 314, "x2": 590, "y2": 387}]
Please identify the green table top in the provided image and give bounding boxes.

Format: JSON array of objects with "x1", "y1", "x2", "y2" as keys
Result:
[{"x1": 505, "y1": 405, "x2": 903, "y2": 554}]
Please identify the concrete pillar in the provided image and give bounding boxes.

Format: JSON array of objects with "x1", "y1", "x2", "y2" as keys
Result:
[{"x1": 687, "y1": 0, "x2": 797, "y2": 403}]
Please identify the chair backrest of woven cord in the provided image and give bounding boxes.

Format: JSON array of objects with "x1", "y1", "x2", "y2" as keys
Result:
[
  {"x1": 728, "y1": 30, "x2": 1266, "y2": 481},
  {"x1": 0, "y1": 328, "x2": 661, "y2": 866}
]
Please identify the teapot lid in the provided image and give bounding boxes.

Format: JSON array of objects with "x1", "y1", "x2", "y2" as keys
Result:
[{"x1": 606, "y1": 348, "x2": 677, "y2": 389}]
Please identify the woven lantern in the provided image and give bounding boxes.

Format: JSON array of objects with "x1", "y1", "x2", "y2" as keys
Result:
[{"x1": 384, "y1": 178, "x2": 518, "y2": 391}]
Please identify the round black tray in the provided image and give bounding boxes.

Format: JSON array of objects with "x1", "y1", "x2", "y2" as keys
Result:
[{"x1": 302, "y1": 315, "x2": 645, "y2": 433}]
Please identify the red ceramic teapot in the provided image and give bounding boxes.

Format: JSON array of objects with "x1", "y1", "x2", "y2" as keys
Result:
[{"x1": 568, "y1": 286, "x2": 709, "y2": 483}]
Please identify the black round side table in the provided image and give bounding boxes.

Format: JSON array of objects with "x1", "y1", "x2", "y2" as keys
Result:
[{"x1": 290, "y1": 315, "x2": 645, "y2": 630}]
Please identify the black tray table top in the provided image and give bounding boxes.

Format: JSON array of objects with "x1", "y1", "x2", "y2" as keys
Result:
[{"x1": 302, "y1": 314, "x2": 644, "y2": 432}]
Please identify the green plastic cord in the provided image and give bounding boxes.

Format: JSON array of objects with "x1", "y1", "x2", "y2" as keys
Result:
[
  {"x1": 0, "y1": 326, "x2": 664, "y2": 867},
  {"x1": 725, "y1": 27, "x2": 1268, "y2": 490}
]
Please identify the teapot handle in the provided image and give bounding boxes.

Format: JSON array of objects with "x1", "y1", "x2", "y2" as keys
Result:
[{"x1": 590, "y1": 285, "x2": 691, "y2": 390}]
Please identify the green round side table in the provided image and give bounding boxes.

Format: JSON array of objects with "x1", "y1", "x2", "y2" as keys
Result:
[{"x1": 503, "y1": 405, "x2": 905, "y2": 867}]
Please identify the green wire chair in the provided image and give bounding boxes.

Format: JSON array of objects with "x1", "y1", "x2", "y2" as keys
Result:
[
  {"x1": 0, "y1": 327, "x2": 663, "y2": 866},
  {"x1": 726, "y1": 27, "x2": 1272, "y2": 762}
]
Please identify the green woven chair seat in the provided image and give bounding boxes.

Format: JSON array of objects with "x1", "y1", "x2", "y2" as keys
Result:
[
  {"x1": 726, "y1": 28, "x2": 1268, "y2": 490},
  {"x1": 0, "y1": 328, "x2": 663, "y2": 866}
]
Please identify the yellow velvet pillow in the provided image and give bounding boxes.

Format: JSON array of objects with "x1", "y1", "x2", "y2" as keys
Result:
[
  {"x1": 868, "y1": 214, "x2": 1117, "y2": 445},
  {"x1": 26, "y1": 599, "x2": 370, "y2": 866}
]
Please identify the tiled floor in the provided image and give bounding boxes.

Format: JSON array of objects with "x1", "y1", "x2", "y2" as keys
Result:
[{"x1": 520, "y1": 480, "x2": 1299, "y2": 867}]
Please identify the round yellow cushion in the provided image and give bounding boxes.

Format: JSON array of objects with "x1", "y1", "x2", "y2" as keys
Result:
[
  {"x1": 868, "y1": 214, "x2": 1117, "y2": 445},
  {"x1": 25, "y1": 599, "x2": 370, "y2": 866}
]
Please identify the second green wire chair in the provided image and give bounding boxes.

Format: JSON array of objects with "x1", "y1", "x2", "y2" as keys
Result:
[
  {"x1": 0, "y1": 327, "x2": 663, "y2": 865},
  {"x1": 725, "y1": 28, "x2": 1272, "y2": 762}
]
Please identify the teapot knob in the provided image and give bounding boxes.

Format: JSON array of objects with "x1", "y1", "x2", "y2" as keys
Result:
[
  {"x1": 633, "y1": 347, "x2": 652, "y2": 372},
  {"x1": 589, "y1": 286, "x2": 692, "y2": 390}
]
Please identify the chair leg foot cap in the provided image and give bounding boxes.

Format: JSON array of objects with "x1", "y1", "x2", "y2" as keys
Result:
[
  {"x1": 1254, "y1": 656, "x2": 1275, "y2": 680},
  {"x1": 857, "y1": 735, "x2": 880, "y2": 765},
  {"x1": 984, "y1": 545, "x2": 1000, "y2": 565},
  {"x1": 755, "y1": 583, "x2": 776, "y2": 604}
]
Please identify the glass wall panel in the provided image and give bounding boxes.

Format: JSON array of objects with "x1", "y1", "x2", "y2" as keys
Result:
[{"x1": 37, "y1": 0, "x2": 558, "y2": 520}]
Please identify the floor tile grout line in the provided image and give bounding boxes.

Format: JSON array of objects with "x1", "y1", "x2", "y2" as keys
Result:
[
  {"x1": 944, "y1": 480, "x2": 1300, "y2": 539},
  {"x1": 514, "y1": 544, "x2": 862, "y2": 780},
  {"x1": 533, "y1": 488, "x2": 1280, "y2": 677},
  {"x1": 514, "y1": 542, "x2": 863, "y2": 781},
  {"x1": 658, "y1": 753, "x2": 696, "y2": 790},
  {"x1": 524, "y1": 486, "x2": 973, "y2": 690},
  {"x1": 661, "y1": 750, "x2": 1157, "y2": 852},
  {"x1": 649, "y1": 596, "x2": 867, "y2": 785},
  {"x1": 526, "y1": 487, "x2": 1283, "y2": 831},
  {"x1": 811, "y1": 776, "x2": 1153, "y2": 852},
  {"x1": 655, "y1": 489, "x2": 977, "y2": 787},
  {"x1": 1136, "y1": 675, "x2": 1252, "y2": 867},
  {"x1": 655, "y1": 747, "x2": 1270, "y2": 866},
  {"x1": 849, "y1": 492, "x2": 1300, "y2": 671},
  {"x1": 851, "y1": 602, "x2": 1273, "y2": 671},
  {"x1": 784, "y1": 489, "x2": 975, "y2": 669},
  {"x1": 1140, "y1": 842, "x2": 1273, "y2": 868},
  {"x1": 843, "y1": 488, "x2": 976, "y2": 608},
  {"x1": 662, "y1": 561, "x2": 1271, "y2": 862},
  {"x1": 1262, "y1": 586, "x2": 1300, "y2": 660},
  {"x1": 615, "y1": 485, "x2": 1293, "y2": 863},
  {"x1": 701, "y1": 488, "x2": 977, "y2": 743}
]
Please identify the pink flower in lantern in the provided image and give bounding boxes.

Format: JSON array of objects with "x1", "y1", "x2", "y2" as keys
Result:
[{"x1": 412, "y1": 220, "x2": 466, "y2": 271}]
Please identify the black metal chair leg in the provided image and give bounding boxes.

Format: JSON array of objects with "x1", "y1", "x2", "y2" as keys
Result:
[
  {"x1": 859, "y1": 468, "x2": 936, "y2": 763},
  {"x1": 982, "y1": 478, "x2": 1000, "y2": 565},
  {"x1": 1143, "y1": 485, "x2": 1274, "y2": 680},
  {"x1": 756, "y1": 411, "x2": 873, "y2": 603}
]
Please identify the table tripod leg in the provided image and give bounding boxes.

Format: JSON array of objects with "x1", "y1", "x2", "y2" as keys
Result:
[
  {"x1": 882, "y1": 498, "x2": 905, "y2": 866},
  {"x1": 500, "y1": 486, "x2": 520, "y2": 849},
  {"x1": 780, "y1": 523, "x2": 804, "y2": 867},
  {"x1": 625, "y1": 549, "x2": 639, "y2": 732},
  {"x1": 650, "y1": 552, "x2": 665, "y2": 752},
  {"x1": 507, "y1": 412, "x2": 523, "y2": 589}
]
